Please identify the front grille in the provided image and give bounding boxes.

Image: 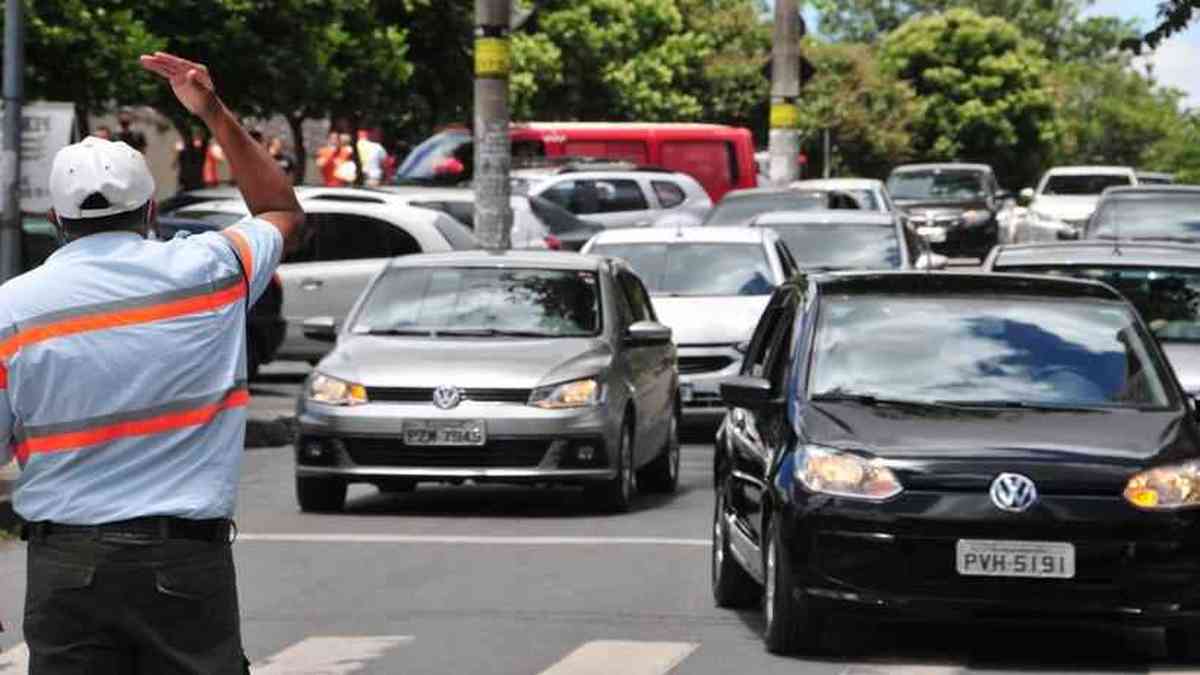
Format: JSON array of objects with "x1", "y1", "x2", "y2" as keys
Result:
[
  {"x1": 678, "y1": 355, "x2": 735, "y2": 374},
  {"x1": 345, "y1": 437, "x2": 550, "y2": 468},
  {"x1": 366, "y1": 387, "x2": 531, "y2": 404},
  {"x1": 686, "y1": 391, "x2": 725, "y2": 408}
]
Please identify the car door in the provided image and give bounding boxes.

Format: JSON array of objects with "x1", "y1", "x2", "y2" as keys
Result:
[
  {"x1": 277, "y1": 213, "x2": 423, "y2": 360},
  {"x1": 617, "y1": 269, "x2": 672, "y2": 462}
]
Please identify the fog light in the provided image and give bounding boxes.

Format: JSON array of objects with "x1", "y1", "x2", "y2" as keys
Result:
[
  {"x1": 302, "y1": 439, "x2": 325, "y2": 460},
  {"x1": 576, "y1": 445, "x2": 596, "y2": 462}
]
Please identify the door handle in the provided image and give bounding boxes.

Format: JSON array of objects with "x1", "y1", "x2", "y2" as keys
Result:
[{"x1": 300, "y1": 278, "x2": 324, "y2": 291}]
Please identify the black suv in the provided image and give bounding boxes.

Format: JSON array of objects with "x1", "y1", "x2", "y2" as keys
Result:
[
  {"x1": 886, "y1": 163, "x2": 1011, "y2": 259},
  {"x1": 713, "y1": 271, "x2": 1200, "y2": 658}
]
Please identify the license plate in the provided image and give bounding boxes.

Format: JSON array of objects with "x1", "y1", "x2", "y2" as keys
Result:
[
  {"x1": 956, "y1": 539, "x2": 1074, "y2": 579},
  {"x1": 917, "y1": 226, "x2": 947, "y2": 243},
  {"x1": 403, "y1": 420, "x2": 486, "y2": 446},
  {"x1": 679, "y1": 384, "x2": 694, "y2": 403}
]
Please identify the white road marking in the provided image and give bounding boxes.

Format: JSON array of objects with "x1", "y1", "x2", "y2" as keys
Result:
[
  {"x1": 238, "y1": 533, "x2": 710, "y2": 546},
  {"x1": 538, "y1": 640, "x2": 698, "y2": 675},
  {"x1": 0, "y1": 643, "x2": 28, "y2": 674},
  {"x1": 252, "y1": 635, "x2": 412, "y2": 674}
]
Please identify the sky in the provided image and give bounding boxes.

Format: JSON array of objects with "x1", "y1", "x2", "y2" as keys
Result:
[{"x1": 1086, "y1": 0, "x2": 1200, "y2": 108}]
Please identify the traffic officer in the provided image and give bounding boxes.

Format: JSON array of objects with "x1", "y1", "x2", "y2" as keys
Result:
[{"x1": 0, "y1": 52, "x2": 303, "y2": 673}]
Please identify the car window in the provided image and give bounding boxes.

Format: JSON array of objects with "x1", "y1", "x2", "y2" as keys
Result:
[
  {"x1": 1090, "y1": 193, "x2": 1200, "y2": 240},
  {"x1": 590, "y1": 242, "x2": 775, "y2": 296},
  {"x1": 593, "y1": 179, "x2": 649, "y2": 213},
  {"x1": 172, "y1": 210, "x2": 246, "y2": 228},
  {"x1": 762, "y1": 306, "x2": 797, "y2": 394},
  {"x1": 618, "y1": 270, "x2": 655, "y2": 323},
  {"x1": 652, "y1": 180, "x2": 687, "y2": 209},
  {"x1": 1042, "y1": 175, "x2": 1133, "y2": 196},
  {"x1": 305, "y1": 214, "x2": 422, "y2": 263},
  {"x1": 763, "y1": 223, "x2": 901, "y2": 270},
  {"x1": 744, "y1": 305, "x2": 782, "y2": 378},
  {"x1": 886, "y1": 170, "x2": 986, "y2": 201},
  {"x1": 703, "y1": 192, "x2": 829, "y2": 226}
]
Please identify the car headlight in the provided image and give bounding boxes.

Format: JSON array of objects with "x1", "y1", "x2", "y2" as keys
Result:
[
  {"x1": 307, "y1": 373, "x2": 368, "y2": 406},
  {"x1": 529, "y1": 378, "x2": 604, "y2": 409},
  {"x1": 1124, "y1": 460, "x2": 1200, "y2": 510},
  {"x1": 961, "y1": 210, "x2": 990, "y2": 226},
  {"x1": 795, "y1": 445, "x2": 903, "y2": 500}
]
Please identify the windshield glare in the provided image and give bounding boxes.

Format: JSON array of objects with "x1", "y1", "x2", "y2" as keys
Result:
[
  {"x1": 353, "y1": 267, "x2": 600, "y2": 336},
  {"x1": 811, "y1": 295, "x2": 1170, "y2": 408},
  {"x1": 705, "y1": 192, "x2": 828, "y2": 226},
  {"x1": 589, "y1": 242, "x2": 774, "y2": 296},
  {"x1": 1042, "y1": 174, "x2": 1131, "y2": 196},
  {"x1": 887, "y1": 170, "x2": 984, "y2": 201},
  {"x1": 395, "y1": 130, "x2": 471, "y2": 183},
  {"x1": 1090, "y1": 194, "x2": 1200, "y2": 240},
  {"x1": 766, "y1": 224, "x2": 900, "y2": 270}
]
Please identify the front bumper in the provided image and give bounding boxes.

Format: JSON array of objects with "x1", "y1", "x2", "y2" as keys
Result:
[
  {"x1": 295, "y1": 399, "x2": 619, "y2": 484},
  {"x1": 928, "y1": 222, "x2": 998, "y2": 259},
  {"x1": 677, "y1": 345, "x2": 742, "y2": 420},
  {"x1": 782, "y1": 490, "x2": 1200, "y2": 625}
]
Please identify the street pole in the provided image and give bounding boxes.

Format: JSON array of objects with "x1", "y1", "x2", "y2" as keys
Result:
[
  {"x1": 823, "y1": 128, "x2": 831, "y2": 178},
  {"x1": 0, "y1": 0, "x2": 24, "y2": 282},
  {"x1": 768, "y1": 0, "x2": 800, "y2": 187},
  {"x1": 473, "y1": 0, "x2": 512, "y2": 250}
]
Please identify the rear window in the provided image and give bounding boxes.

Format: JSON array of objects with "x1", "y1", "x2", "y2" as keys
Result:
[
  {"x1": 652, "y1": 180, "x2": 687, "y2": 209},
  {"x1": 589, "y1": 242, "x2": 774, "y2": 296},
  {"x1": 704, "y1": 192, "x2": 827, "y2": 226},
  {"x1": 1042, "y1": 174, "x2": 1131, "y2": 195},
  {"x1": 1090, "y1": 193, "x2": 1200, "y2": 240}
]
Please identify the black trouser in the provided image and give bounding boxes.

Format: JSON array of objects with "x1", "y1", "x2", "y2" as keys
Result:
[{"x1": 23, "y1": 523, "x2": 249, "y2": 674}]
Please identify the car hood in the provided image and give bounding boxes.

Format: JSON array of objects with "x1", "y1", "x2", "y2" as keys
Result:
[
  {"x1": 1162, "y1": 342, "x2": 1200, "y2": 395},
  {"x1": 1030, "y1": 195, "x2": 1098, "y2": 221},
  {"x1": 798, "y1": 401, "x2": 1198, "y2": 490},
  {"x1": 319, "y1": 335, "x2": 612, "y2": 389},
  {"x1": 651, "y1": 295, "x2": 770, "y2": 346}
]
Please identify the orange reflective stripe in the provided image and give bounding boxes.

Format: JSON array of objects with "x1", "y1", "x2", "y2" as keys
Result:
[
  {"x1": 221, "y1": 228, "x2": 254, "y2": 282},
  {"x1": 14, "y1": 387, "x2": 249, "y2": 462},
  {"x1": 0, "y1": 283, "x2": 246, "y2": 359},
  {"x1": 0, "y1": 364, "x2": 6, "y2": 390}
]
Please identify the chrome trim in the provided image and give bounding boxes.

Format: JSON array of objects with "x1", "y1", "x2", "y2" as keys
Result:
[
  {"x1": 724, "y1": 511, "x2": 764, "y2": 584},
  {"x1": 731, "y1": 469, "x2": 767, "y2": 490},
  {"x1": 297, "y1": 466, "x2": 616, "y2": 479}
]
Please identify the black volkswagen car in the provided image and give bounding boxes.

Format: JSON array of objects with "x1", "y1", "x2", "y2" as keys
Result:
[
  {"x1": 713, "y1": 271, "x2": 1200, "y2": 657},
  {"x1": 886, "y1": 163, "x2": 1011, "y2": 259}
]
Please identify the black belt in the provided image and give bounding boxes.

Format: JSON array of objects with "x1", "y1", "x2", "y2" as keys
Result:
[{"x1": 21, "y1": 516, "x2": 234, "y2": 543}]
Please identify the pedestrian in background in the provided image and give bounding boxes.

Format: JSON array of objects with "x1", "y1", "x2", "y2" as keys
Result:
[
  {"x1": 332, "y1": 132, "x2": 357, "y2": 186},
  {"x1": 175, "y1": 127, "x2": 208, "y2": 192},
  {"x1": 316, "y1": 131, "x2": 348, "y2": 187},
  {"x1": 0, "y1": 51, "x2": 303, "y2": 673},
  {"x1": 357, "y1": 129, "x2": 387, "y2": 187},
  {"x1": 114, "y1": 109, "x2": 147, "y2": 153},
  {"x1": 205, "y1": 138, "x2": 227, "y2": 187}
]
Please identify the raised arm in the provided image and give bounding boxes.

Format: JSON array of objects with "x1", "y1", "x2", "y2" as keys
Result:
[{"x1": 140, "y1": 52, "x2": 303, "y2": 251}]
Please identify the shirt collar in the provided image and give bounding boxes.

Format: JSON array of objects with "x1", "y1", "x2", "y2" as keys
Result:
[{"x1": 46, "y1": 231, "x2": 146, "y2": 265}]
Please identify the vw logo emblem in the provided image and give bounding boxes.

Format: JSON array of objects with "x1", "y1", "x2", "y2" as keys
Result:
[
  {"x1": 990, "y1": 473, "x2": 1038, "y2": 513},
  {"x1": 432, "y1": 385, "x2": 463, "y2": 410}
]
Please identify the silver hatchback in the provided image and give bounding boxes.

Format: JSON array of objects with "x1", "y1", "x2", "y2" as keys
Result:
[{"x1": 294, "y1": 251, "x2": 680, "y2": 513}]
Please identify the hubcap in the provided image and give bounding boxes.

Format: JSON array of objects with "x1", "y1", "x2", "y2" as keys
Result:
[{"x1": 765, "y1": 536, "x2": 777, "y2": 627}]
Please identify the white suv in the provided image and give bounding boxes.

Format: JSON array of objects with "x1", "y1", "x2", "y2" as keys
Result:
[
  {"x1": 513, "y1": 165, "x2": 713, "y2": 229},
  {"x1": 1016, "y1": 166, "x2": 1138, "y2": 242}
]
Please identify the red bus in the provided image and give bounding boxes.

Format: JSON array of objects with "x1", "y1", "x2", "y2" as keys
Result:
[{"x1": 395, "y1": 122, "x2": 758, "y2": 202}]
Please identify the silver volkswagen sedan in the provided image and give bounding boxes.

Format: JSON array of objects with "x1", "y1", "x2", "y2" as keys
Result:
[{"x1": 294, "y1": 250, "x2": 680, "y2": 513}]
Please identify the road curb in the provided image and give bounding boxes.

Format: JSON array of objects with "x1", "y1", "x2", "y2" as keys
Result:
[{"x1": 246, "y1": 415, "x2": 296, "y2": 448}]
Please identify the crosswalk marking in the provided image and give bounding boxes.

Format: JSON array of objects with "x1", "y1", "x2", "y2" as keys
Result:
[
  {"x1": 238, "y1": 533, "x2": 710, "y2": 546},
  {"x1": 0, "y1": 643, "x2": 27, "y2": 674},
  {"x1": 537, "y1": 640, "x2": 698, "y2": 675},
  {"x1": 252, "y1": 635, "x2": 413, "y2": 674}
]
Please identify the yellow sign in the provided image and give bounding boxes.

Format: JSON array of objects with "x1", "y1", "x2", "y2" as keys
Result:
[
  {"x1": 475, "y1": 37, "x2": 511, "y2": 78},
  {"x1": 770, "y1": 103, "x2": 800, "y2": 129}
]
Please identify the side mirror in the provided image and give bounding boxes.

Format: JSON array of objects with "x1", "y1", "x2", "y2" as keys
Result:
[
  {"x1": 625, "y1": 320, "x2": 672, "y2": 346},
  {"x1": 1018, "y1": 187, "x2": 1035, "y2": 206},
  {"x1": 720, "y1": 375, "x2": 773, "y2": 410},
  {"x1": 915, "y1": 252, "x2": 948, "y2": 270},
  {"x1": 734, "y1": 340, "x2": 750, "y2": 355},
  {"x1": 303, "y1": 316, "x2": 339, "y2": 343}
]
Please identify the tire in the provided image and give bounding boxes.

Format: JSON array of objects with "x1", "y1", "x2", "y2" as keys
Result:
[
  {"x1": 638, "y1": 408, "x2": 680, "y2": 494},
  {"x1": 586, "y1": 421, "x2": 635, "y2": 513},
  {"x1": 712, "y1": 478, "x2": 759, "y2": 608},
  {"x1": 763, "y1": 517, "x2": 821, "y2": 655},
  {"x1": 296, "y1": 475, "x2": 346, "y2": 513},
  {"x1": 1167, "y1": 624, "x2": 1200, "y2": 663}
]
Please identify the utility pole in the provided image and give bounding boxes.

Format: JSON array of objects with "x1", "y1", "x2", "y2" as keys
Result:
[
  {"x1": 768, "y1": 0, "x2": 801, "y2": 187},
  {"x1": 0, "y1": 0, "x2": 24, "y2": 282},
  {"x1": 473, "y1": 0, "x2": 512, "y2": 250}
]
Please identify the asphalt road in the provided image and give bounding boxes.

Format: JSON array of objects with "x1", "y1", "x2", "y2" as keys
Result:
[{"x1": 1, "y1": 361, "x2": 1196, "y2": 674}]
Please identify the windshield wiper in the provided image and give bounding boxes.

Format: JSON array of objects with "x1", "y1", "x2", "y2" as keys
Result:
[
  {"x1": 360, "y1": 328, "x2": 434, "y2": 337},
  {"x1": 811, "y1": 392, "x2": 958, "y2": 409},
  {"x1": 434, "y1": 328, "x2": 564, "y2": 338},
  {"x1": 935, "y1": 399, "x2": 1109, "y2": 413}
]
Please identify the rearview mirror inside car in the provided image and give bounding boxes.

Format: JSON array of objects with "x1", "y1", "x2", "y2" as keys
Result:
[
  {"x1": 720, "y1": 375, "x2": 773, "y2": 410},
  {"x1": 303, "y1": 316, "x2": 339, "y2": 343},
  {"x1": 625, "y1": 321, "x2": 672, "y2": 346}
]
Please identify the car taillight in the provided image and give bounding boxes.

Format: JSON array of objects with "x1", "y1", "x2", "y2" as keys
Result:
[{"x1": 544, "y1": 235, "x2": 563, "y2": 250}]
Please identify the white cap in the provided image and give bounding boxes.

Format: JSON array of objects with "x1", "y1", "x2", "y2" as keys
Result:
[{"x1": 49, "y1": 136, "x2": 155, "y2": 219}]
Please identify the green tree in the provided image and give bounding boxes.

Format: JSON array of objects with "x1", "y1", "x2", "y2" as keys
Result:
[
  {"x1": 878, "y1": 9, "x2": 1057, "y2": 187},
  {"x1": 1124, "y1": 0, "x2": 1200, "y2": 52}
]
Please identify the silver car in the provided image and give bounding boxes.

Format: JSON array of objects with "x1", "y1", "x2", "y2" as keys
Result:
[
  {"x1": 514, "y1": 166, "x2": 713, "y2": 229},
  {"x1": 581, "y1": 227, "x2": 791, "y2": 421},
  {"x1": 294, "y1": 250, "x2": 680, "y2": 513}
]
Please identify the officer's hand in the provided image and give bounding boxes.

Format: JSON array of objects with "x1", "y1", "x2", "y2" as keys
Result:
[{"x1": 139, "y1": 52, "x2": 221, "y2": 122}]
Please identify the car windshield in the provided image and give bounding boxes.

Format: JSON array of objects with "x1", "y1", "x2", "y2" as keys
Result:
[
  {"x1": 704, "y1": 192, "x2": 828, "y2": 226},
  {"x1": 1042, "y1": 174, "x2": 1131, "y2": 195},
  {"x1": 887, "y1": 170, "x2": 985, "y2": 201},
  {"x1": 1089, "y1": 193, "x2": 1200, "y2": 240},
  {"x1": 352, "y1": 267, "x2": 601, "y2": 337},
  {"x1": 764, "y1": 224, "x2": 900, "y2": 270},
  {"x1": 810, "y1": 294, "x2": 1170, "y2": 408},
  {"x1": 997, "y1": 266, "x2": 1200, "y2": 344},
  {"x1": 589, "y1": 242, "x2": 774, "y2": 296},
  {"x1": 172, "y1": 210, "x2": 246, "y2": 228},
  {"x1": 394, "y1": 130, "x2": 472, "y2": 184}
]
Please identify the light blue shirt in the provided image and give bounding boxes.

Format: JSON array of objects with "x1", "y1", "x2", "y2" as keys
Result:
[{"x1": 0, "y1": 218, "x2": 282, "y2": 524}]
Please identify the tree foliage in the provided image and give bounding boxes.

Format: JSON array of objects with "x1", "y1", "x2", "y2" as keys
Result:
[
  {"x1": 879, "y1": 9, "x2": 1057, "y2": 187},
  {"x1": 1124, "y1": 1, "x2": 1200, "y2": 53}
]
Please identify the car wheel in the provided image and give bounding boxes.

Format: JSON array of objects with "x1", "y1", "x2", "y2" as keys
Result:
[
  {"x1": 1167, "y1": 624, "x2": 1200, "y2": 663},
  {"x1": 586, "y1": 421, "x2": 635, "y2": 513},
  {"x1": 296, "y1": 475, "x2": 346, "y2": 513},
  {"x1": 763, "y1": 517, "x2": 821, "y2": 655},
  {"x1": 712, "y1": 478, "x2": 759, "y2": 608},
  {"x1": 638, "y1": 408, "x2": 680, "y2": 494}
]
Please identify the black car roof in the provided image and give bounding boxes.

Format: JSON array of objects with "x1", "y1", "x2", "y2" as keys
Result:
[
  {"x1": 810, "y1": 271, "x2": 1125, "y2": 302},
  {"x1": 990, "y1": 241, "x2": 1200, "y2": 269}
]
